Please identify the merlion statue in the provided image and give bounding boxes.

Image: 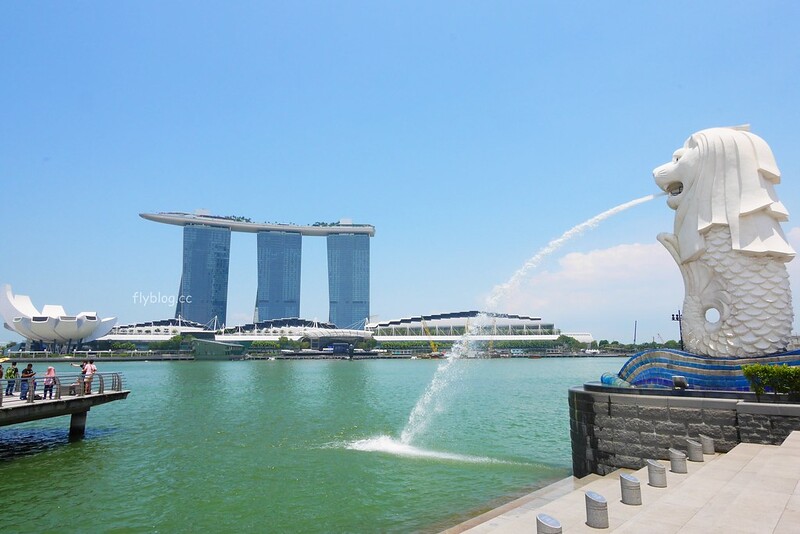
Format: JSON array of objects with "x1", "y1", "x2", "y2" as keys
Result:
[{"x1": 653, "y1": 125, "x2": 795, "y2": 357}]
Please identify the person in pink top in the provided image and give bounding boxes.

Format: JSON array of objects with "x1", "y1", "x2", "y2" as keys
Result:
[
  {"x1": 83, "y1": 360, "x2": 97, "y2": 394},
  {"x1": 43, "y1": 366, "x2": 56, "y2": 399},
  {"x1": 42, "y1": 367, "x2": 56, "y2": 399}
]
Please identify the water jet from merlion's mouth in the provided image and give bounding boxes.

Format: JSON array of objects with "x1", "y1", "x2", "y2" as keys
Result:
[
  {"x1": 485, "y1": 193, "x2": 663, "y2": 309},
  {"x1": 399, "y1": 320, "x2": 483, "y2": 444},
  {"x1": 346, "y1": 318, "x2": 492, "y2": 459},
  {"x1": 347, "y1": 194, "x2": 662, "y2": 459}
]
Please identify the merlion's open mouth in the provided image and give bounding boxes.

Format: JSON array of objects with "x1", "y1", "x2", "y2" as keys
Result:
[{"x1": 667, "y1": 182, "x2": 683, "y2": 196}]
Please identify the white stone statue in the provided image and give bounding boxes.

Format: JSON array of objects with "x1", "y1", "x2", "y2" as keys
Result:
[{"x1": 653, "y1": 126, "x2": 795, "y2": 357}]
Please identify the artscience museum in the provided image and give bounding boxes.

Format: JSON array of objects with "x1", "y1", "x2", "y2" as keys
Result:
[{"x1": 0, "y1": 284, "x2": 117, "y2": 349}]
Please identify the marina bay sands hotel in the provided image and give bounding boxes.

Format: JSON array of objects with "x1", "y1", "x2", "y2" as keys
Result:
[{"x1": 141, "y1": 212, "x2": 375, "y2": 329}]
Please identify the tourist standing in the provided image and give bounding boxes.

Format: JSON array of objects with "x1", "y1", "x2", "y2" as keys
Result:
[
  {"x1": 5, "y1": 362, "x2": 18, "y2": 396},
  {"x1": 43, "y1": 366, "x2": 56, "y2": 399},
  {"x1": 20, "y1": 363, "x2": 35, "y2": 400},
  {"x1": 70, "y1": 360, "x2": 87, "y2": 392},
  {"x1": 83, "y1": 360, "x2": 97, "y2": 394}
]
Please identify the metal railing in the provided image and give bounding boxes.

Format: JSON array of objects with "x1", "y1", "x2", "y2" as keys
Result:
[
  {"x1": 0, "y1": 372, "x2": 126, "y2": 406},
  {"x1": 2, "y1": 350, "x2": 192, "y2": 359}
]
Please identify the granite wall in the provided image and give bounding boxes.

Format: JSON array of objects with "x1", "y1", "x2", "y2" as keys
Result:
[{"x1": 569, "y1": 385, "x2": 800, "y2": 477}]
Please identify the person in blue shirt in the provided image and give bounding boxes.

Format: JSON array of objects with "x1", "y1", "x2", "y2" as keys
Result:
[{"x1": 20, "y1": 364, "x2": 35, "y2": 400}]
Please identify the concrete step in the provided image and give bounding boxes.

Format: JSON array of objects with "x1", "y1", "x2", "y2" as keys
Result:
[
  {"x1": 453, "y1": 431, "x2": 800, "y2": 533},
  {"x1": 443, "y1": 474, "x2": 605, "y2": 533}
]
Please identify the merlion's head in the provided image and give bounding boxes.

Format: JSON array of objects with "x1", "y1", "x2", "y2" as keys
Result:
[{"x1": 653, "y1": 125, "x2": 794, "y2": 263}]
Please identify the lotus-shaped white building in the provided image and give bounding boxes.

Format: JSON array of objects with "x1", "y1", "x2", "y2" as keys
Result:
[{"x1": 0, "y1": 284, "x2": 116, "y2": 346}]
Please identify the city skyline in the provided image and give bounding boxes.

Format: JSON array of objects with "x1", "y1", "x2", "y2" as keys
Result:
[
  {"x1": 2, "y1": 2, "x2": 799, "y2": 343},
  {"x1": 142, "y1": 211, "x2": 374, "y2": 329}
]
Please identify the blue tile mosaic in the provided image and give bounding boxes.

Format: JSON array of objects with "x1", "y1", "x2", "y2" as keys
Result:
[{"x1": 617, "y1": 349, "x2": 800, "y2": 391}]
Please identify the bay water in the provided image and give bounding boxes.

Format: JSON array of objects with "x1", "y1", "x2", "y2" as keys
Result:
[{"x1": 0, "y1": 357, "x2": 625, "y2": 532}]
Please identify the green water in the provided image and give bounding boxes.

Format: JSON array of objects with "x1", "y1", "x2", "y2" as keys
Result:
[{"x1": 0, "y1": 357, "x2": 625, "y2": 533}]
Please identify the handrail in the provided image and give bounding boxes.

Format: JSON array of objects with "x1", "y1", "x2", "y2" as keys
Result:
[
  {"x1": 2, "y1": 350, "x2": 193, "y2": 359},
  {"x1": 1, "y1": 372, "x2": 126, "y2": 405}
]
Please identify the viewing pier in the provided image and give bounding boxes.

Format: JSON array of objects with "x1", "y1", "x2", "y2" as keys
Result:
[{"x1": 0, "y1": 372, "x2": 130, "y2": 440}]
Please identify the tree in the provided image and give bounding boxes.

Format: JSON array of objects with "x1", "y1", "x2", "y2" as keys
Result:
[
  {"x1": 148, "y1": 335, "x2": 185, "y2": 351},
  {"x1": 251, "y1": 340, "x2": 280, "y2": 350},
  {"x1": 556, "y1": 335, "x2": 585, "y2": 350},
  {"x1": 356, "y1": 338, "x2": 377, "y2": 350}
]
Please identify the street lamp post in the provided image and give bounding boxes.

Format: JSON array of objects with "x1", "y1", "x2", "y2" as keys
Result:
[{"x1": 671, "y1": 311, "x2": 683, "y2": 351}]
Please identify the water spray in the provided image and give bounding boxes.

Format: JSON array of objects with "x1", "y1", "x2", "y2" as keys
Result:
[
  {"x1": 486, "y1": 192, "x2": 664, "y2": 309},
  {"x1": 399, "y1": 316, "x2": 485, "y2": 444},
  {"x1": 346, "y1": 192, "x2": 665, "y2": 460},
  {"x1": 346, "y1": 316, "x2": 488, "y2": 457}
]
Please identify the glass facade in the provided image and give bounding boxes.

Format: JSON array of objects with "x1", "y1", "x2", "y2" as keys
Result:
[
  {"x1": 175, "y1": 225, "x2": 231, "y2": 327},
  {"x1": 327, "y1": 233, "x2": 370, "y2": 329},
  {"x1": 254, "y1": 231, "x2": 302, "y2": 321}
]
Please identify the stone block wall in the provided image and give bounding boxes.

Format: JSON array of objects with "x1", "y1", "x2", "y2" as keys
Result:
[
  {"x1": 569, "y1": 386, "x2": 800, "y2": 477},
  {"x1": 736, "y1": 401, "x2": 800, "y2": 445}
]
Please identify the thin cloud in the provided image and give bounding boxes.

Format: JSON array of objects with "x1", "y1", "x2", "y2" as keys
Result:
[
  {"x1": 498, "y1": 242, "x2": 681, "y2": 309},
  {"x1": 493, "y1": 242, "x2": 681, "y2": 339},
  {"x1": 492, "y1": 225, "x2": 800, "y2": 341},
  {"x1": 485, "y1": 194, "x2": 661, "y2": 308}
]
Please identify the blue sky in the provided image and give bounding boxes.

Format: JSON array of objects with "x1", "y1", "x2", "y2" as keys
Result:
[{"x1": 2, "y1": 1, "x2": 799, "y2": 344}]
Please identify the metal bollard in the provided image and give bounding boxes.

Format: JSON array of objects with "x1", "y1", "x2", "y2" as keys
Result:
[
  {"x1": 686, "y1": 439, "x2": 704, "y2": 462},
  {"x1": 647, "y1": 459, "x2": 667, "y2": 488},
  {"x1": 619, "y1": 473, "x2": 642, "y2": 505},
  {"x1": 585, "y1": 491, "x2": 609, "y2": 529},
  {"x1": 699, "y1": 434, "x2": 715, "y2": 455},
  {"x1": 536, "y1": 513, "x2": 562, "y2": 534},
  {"x1": 669, "y1": 448, "x2": 688, "y2": 473}
]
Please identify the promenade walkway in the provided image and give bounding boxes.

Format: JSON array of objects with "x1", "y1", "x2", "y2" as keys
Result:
[{"x1": 445, "y1": 432, "x2": 800, "y2": 533}]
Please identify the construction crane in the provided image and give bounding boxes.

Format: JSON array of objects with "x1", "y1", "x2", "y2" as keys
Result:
[
  {"x1": 487, "y1": 317, "x2": 496, "y2": 356},
  {"x1": 420, "y1": 318, "x2": 439, "y2": 354}
]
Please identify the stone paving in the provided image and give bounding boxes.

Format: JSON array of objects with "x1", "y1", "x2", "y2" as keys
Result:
[{"x1": 445, "y1": 431, "x2": 800, "y2": 533}]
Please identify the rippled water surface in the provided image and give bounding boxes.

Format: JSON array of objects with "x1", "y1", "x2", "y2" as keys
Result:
[{"x1": 0, "y1": 357, "x2": 625, "y2": 532}]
